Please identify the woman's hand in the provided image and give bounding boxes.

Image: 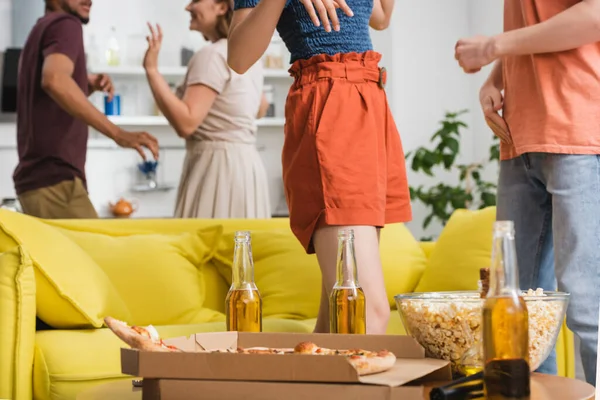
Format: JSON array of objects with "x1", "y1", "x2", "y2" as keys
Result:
[
  {"x1": 479, "y1": 82, "x2": 512, "y2": 145},
  {"x1": 298, "y1": 0, "x2": 353, "y2": 32},
  {"x1": 143, "y1": 23, "x2": 163, "y2": 72}
]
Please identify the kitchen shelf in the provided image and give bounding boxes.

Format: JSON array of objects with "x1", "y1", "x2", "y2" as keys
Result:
[
  {"x1": 107, "y1": 116, "x2": 285, "y2": 127},
  {"x1": 90, "y1": 65, "x2": 291, "y2": 79},
  {"x1": 90, "y1": 66, "x2": 186, "y2": 76},
  {"x1": 131, "y1": 184, "x2": 175, "y2": 193},
  {"x1": 257, "y1": 117, "x2": 285, "y2": 127},
  {"x1": 107, "y1": 116, "x2": 284, "y2": 127}
]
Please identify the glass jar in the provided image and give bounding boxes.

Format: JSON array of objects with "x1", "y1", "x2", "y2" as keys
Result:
[{"x1": 264, "y1": 85, "x2": 275, "y2": 117}]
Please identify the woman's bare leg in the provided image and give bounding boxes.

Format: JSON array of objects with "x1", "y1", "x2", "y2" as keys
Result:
[
  {"x1": 312, "y1": 225, "x2": 389, "y2": 334},
  {"x1": 313, "y1": 281, "x2": 330, "y2": 333}
]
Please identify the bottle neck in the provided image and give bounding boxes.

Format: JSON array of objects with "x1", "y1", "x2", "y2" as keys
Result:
[
  {"x1": 231, "y1": 235, "x2": 256, "y2": 289},
  {"x1": 335, "y1": 230, "x2": 360, "y2": 288},
  {"x1": 489, "y1": 223, "x2": 520, "y2": 296}
]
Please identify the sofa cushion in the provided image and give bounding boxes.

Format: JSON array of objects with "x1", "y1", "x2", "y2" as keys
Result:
[
  {"x1": 56, "y1": 225, "x2": 225, "y2": 326},
  {"x1": 201, "y1": 261, "x2": 230, "y2": 314},
  {"x1": 414, "y1": 207, "x2": 496, "y2": 292},
  {"x1": 0, "y1": 210, "x2": 131, "y2": 329},
  {"x1": 32, "y1": 318, "x2": 313, "y2": 400},
  {"x1": 0, "y1": 245, "x2": 36, "y2": 400},
  {"x1": 213, "y1": 223, "x2": 428, "y2": 319},
  {"x1": 214, "y1": 229, "x2": 322, "y2": 320}
]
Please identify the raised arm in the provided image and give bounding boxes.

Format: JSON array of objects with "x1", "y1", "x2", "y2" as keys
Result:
[
  {"x1": 456, "y1": 0, "x2": 600, "y2": 72},
  {"x1": 493, "y1": 0, "x2": 600, "y2": 57},
  {"x1": 147, "y1": 74, "x2": 217, "y2": 139},
  {"x1": 369, "y1": 0, "x2": 394, "y2": 31},
  {"x1": 228, "y1": 0, "x2": 353, "y2": 73},
  {"x1": 227, "y1": 0, "x2": 287, "y2": 74},
  {"x1": 144, "y1": 24, "x2": 218, "y2": 138}
]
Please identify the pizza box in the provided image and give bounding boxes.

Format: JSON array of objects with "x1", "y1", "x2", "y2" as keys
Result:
[
  {"x1": 120, "y1": 331, "x2": 451, "y2": 399},
  {"x1": 139, "y1": 378, "x2": 431, "y2": 400}
]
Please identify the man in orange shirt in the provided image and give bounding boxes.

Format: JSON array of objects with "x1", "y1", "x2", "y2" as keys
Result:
[{"x1": 455, "y1": 0, "x2": 600, "y2": 386}]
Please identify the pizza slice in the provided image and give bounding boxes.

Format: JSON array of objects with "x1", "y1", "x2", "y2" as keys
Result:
[
  {"x1": 293, "y1": 341, "x2": 396, "y2": 376},
  {"x1": 104, "y1": 316, "x2": 182, "y2": 352}
]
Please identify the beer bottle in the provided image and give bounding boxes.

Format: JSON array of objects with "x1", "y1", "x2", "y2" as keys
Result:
[
  {"x1": 329, "y1": 229, "x2": 366, "y2": 334},
  {"x1": 483, "y1": 221, "x2": 530, "y2": 399},
  {"x1": 225, "y1": 231, "x2": 262, "y2": 332}
]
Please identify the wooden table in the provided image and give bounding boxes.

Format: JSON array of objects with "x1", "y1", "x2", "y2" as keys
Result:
[{"x1": 77, "y1": 374, "x2": 595, "y2": 400}]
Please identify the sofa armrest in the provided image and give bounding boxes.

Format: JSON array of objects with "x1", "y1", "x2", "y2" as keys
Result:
[
  {"x1": 418, "y1": 241, "x2": 436, "y2": 260},
  {"x1": 556, "y1": 320, "x2": 576, "y2": 379},
  {"x1": 0, "y1": 246, "x2": 37, "y2": 400}
]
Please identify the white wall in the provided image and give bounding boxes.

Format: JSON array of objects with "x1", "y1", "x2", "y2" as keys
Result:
[
  {"x1": 389, "y1": 0, "x2": 476, "y2": 240},
  {"x1": 468, "y1": 1, "x2": 504, "y2": 184},
  {"x1": 83, "y1": 0, "x2": 206, "y2": 69},
  {"x1": 0, "y1": 0, "x2": 10, "y2": 51}
]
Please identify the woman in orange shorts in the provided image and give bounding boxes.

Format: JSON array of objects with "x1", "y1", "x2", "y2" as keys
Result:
[{"x1": 228, "y1": 0, "x2": 412, "y2": 334}]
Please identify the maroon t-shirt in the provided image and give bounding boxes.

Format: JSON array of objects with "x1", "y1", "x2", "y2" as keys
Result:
[{"x1": 13, "y1": 12, "x2": 89, "y2": 195}]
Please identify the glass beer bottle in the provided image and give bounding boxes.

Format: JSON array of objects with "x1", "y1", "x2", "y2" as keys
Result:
[
  {"x1": 329, "y1": 229, "x2": 366, "y2": 334},
  {"x1": 225, "y1": 231, "x2": 263, "y2": 332},
  {"x1": 483, "y1": 221, "x2": 530, "y2": 399}
]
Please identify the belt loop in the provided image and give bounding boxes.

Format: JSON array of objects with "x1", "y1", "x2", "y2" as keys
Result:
[
  {"x1": 294, "y1": 65, "x2": 304, "y2": 88},
  {"x1": 344, "y1": 64, "x2": 364, "y2": 83},
  {"x1": 522, "y1": 153, "x2": 531, "y2": 169}
]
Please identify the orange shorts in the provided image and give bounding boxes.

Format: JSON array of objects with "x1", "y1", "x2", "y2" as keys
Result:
[{"x1": 283, "y1": 51, "x2": 412, "y2": 254}]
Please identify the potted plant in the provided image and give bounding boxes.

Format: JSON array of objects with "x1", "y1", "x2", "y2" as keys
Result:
[{"x1": 407, "y1": 110, "x2": 499, "y2": 240}]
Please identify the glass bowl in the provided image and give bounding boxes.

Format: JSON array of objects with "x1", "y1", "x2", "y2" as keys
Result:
[{"x1": 394, "y1": 290, "x2": 569, "y2": 374}]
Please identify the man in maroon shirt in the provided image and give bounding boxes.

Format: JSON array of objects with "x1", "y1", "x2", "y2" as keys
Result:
[{"x1": 14, "y1": 0, "x2": 160, "y2": 219}]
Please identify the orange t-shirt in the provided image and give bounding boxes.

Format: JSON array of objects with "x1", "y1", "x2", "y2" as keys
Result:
[{"x1": 501, "y1": 0, "x2": 600, "y2": 160}]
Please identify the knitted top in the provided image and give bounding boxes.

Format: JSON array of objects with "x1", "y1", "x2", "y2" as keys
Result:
[{"x1": 233, "y1": 0, "x2": 374, "y2": 63}]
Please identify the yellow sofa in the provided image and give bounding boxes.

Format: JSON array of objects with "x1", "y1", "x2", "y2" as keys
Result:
[{"x1": 0, "y1": 207, "x2": 575, "y2": 400}]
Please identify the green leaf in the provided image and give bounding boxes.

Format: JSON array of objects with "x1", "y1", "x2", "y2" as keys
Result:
[
  {"x1": 423, "y1": 214, "x2": 434, "y2": 229},
  {"x1": 442, "y1": 154, "x2": 455, "y2": 169},
  {"x1": 446, "y1": 137, "x2": 460, "y2": 154},
  {"x1": 481, "y1": 192, "x2": 497, "y2": 206}
]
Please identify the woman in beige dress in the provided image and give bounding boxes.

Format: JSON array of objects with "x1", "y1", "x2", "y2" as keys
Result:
[{"x1": 143, "y1": 0, "x2": 271, "y2": 219}]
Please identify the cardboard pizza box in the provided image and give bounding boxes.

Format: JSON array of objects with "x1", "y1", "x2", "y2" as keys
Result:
[
  {"x1": 120, "y1": 332, "x2": 451, "y2": 399},
  {"x1": 140, "y1": 379, "x2": 429, "y2": 400}
]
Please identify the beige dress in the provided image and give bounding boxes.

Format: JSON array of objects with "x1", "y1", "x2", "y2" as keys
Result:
[{"x1": 173, "y1": 39, "x2": 271, "y2": 219}]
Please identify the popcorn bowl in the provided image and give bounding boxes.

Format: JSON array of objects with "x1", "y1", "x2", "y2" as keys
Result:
[{"x1": 394, "y1": 290, "x2": 569, "y2": 374}]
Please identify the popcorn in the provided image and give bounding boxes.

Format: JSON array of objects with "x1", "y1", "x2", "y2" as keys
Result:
[{"x1": 397, "y1": 289, "x2": 566, "y2": 372}]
